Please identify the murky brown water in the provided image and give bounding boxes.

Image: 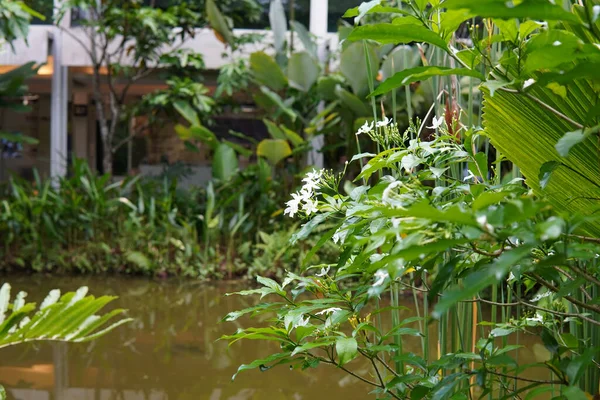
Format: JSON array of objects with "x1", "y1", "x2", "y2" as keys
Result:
[{"x1": 0, "y1": 275, "x2": 550, "y2": 400}]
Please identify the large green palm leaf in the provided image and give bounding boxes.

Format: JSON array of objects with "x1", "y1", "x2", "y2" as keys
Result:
[
  {"x1": 0, "y1": 283, "x2": 132, "y2": 349},
  {"x1": 483, "y1": 79, "x2": 600, "y2": 237}
]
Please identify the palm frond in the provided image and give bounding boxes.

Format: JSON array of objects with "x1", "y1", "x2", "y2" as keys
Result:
[
  {"x1": 483, "y1": 79, "x2": 600, "y2": 237},
  {"x1": 0, "y1": 283, "x2": 132, "y2": 349}
]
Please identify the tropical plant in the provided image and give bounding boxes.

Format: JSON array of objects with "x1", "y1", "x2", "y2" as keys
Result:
[
  {"x1": 224, "y1": 1, "x2": 600, "y2": 399},
  {"x1": 54, "y1": 0, "x2": 259, "y2": 174},
  {"x1": 0, "y1": 282, "x2": 131, "y2": 399},
  {"x1": 0, "y1": 0, "x2": 41, "y2": 161},
  {"x1": 0, "y1": 158, "x2": 208, "y2": 276}
]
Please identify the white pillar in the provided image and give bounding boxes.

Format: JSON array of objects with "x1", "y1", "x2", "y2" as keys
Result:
[
  {"x1": 308, "y1": 0, "x2": 329, "y2": 169},
  {"x1": 49, "y1": 29, "x2": 68, "y2": 180}
]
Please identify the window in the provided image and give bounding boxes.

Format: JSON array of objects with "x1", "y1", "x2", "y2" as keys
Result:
[
  {"x1": 26, "y1": 0, "x2": 53, "y2": 25},
  {"x1": 328, "y1": 0, "x2": 361, "y2": 32},
  {"x1": 240, "y1": 0, "x2": 311, "y2": 30}
]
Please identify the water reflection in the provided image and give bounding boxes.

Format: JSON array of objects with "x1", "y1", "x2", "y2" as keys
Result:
[{"x1": 0, "y1": 276, "x2": 370, "y2": 400}]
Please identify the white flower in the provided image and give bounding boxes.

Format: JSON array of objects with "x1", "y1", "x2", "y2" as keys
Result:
[
  {"x1": 401, "y1": 154, "x2": 422, "y2": 172},
  {"x1": 302, "y1": 179, "x2": 320, "y2": 193},
  {"x1": 427, "y1": 115, "x2": 444, "y2": 130},
  {"x1": 356, "y1": 121, "x2": 374, "y2": 135},
  {"x1": 295, "y1": 315, "x2": 310, "y2": 328},
  {"x1": 316, "y1": 266, "x2": 330, "y2": 277},
  {"x1": 316, "y1": 307, "x2": 342, "y2": 316},
  {"x1": 526, "y1": 313, "x2": 544, "y2": 323},
  {"x1": 531, "y1": 291, "x2": 552, "y2": 302},
  {"x1": 299, "y1": 188, "x2": 313, "y2": 202},
  {"x1": 430, "y1": 167, "x2": 448, "y2": 178},
  {"x1": 507, "y1": 271, "x2": 516, "y2": 283},
  {"x1": 523, "y1": 78, "x2": 536, "y2": 89},
  {"x1": 284, "y1": 197, "x2": 301, "y2": 217},
  {"x1": 382, "y1": 181, "x2": 402, "y2": 205},
  {"x1": 376, "y1": 116, "x2": 391, "y2": 128},
  {"x1": 463, "y1": 171, "x2": 476, "y2": 182},
  {"x1": 476, "y1": 215, "x2": 495, "y2": 233},
  {"x1": 419, "y1": 141, "x2": 435, "y2": 155},
  {"x1": 373, "y1": 269, "x2": 389, "y2": 287},
  {"x1": 593, "y1": 5, "x2": 600, "y2": 22},
  {"x1": 552, "y1": 40, "x2": 562, "y2": 46},
  {"x1": 305, "y1": 170, "x2": 323, "y2": 182},
  {"x1": 303, "y1": 199, "x2": 319, "y2": 215}
]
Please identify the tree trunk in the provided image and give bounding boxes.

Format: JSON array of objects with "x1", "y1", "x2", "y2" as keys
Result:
[{"x1": 102, "y1": 137, "x2": 112, "y2": 175}]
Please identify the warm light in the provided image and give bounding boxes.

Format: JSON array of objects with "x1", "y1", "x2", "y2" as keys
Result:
[
  {"x1": 0, "y1": 65, "x2": 18, "y2": 73},
  {"x1": 37, "y1": 56, "x2": 54, "y2": 75},
  {"x1": 30, "y1": 364, "x2": 54, "y2": 373}
]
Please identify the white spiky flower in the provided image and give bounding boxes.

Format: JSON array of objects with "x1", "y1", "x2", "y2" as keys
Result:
[
  {"x1": 356, "y1": 121, "x2": 374, "y2": 135},
  {"x1": 373, "y1": 270, "x2": 389, "y2": 287},
  {"x1": 376, "y1": 116, "x2": 391, "y2": 128},
  {"x1": 316, "y1": 307, "x2": 342, "y2": 316},
  {"x1": 428, "y1": 115, "x2": 444, "y2": 130}
]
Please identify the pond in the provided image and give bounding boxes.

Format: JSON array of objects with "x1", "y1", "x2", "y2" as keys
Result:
[{"x1": 0, "y1": 275, "x2": 549, "y2": 400}]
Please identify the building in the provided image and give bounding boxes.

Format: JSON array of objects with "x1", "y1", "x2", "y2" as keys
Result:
[{"x1": 0, "y1": 0, "x2": 357, "y2": 184}]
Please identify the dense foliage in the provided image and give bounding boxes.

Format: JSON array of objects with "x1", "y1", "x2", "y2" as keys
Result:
[
  {"x1": 225, "y1": 1, "x2": 600, "y2": 399},
  {"x1": 0, "y1": 159, "x2": 337, "y2": 278}
]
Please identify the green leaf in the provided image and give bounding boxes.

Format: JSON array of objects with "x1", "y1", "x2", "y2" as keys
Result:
[
  {"x1": 256, "y1": 139, "x2": 292, "y2": 165},
  {"x1": 301, "y1": 223, "x2": 342, "y2": 268},
  {"x1": 0, "y1": 385, "x2": 5, "y2": 400},
  {"x1": 292, "y1": 338, "x2": 336, "y2": 356},
  {"x1": 483, "y1": 79, "x2": 600, "y2": 237},
  {"x1": 472, "y1": 191, "x2": 510, "y2": 211},
  {"x1": 468, "y1": 152, "x2": 489, "y2": 181},
  {"x1": 566, "y1": 349, "x2": 596, "y2": 386},
  {"x1": 340, "y1": 42, "x2": 379, "y2": 98},
  {"x1": 232, "y1": 352, "x2": 293, "y2": 380},
  {"x1": 381, "y1": 45, "x2": 421, "y2": 81},
  {"x1": 335, "y1": 86, "x2": 370, "y2": 116},
  {"x1": 206, "y1": 0, "x2": 234, "y2": 45},
  {"x1": 213, "y1": 143, "x2": 238, "y2": 181},
  {"x1": 486, "y1": 354, "x2": 518, "y2": 367},
  {"x1": 481, "y1": 80, "x2": 511, "y2": 97},
  {"x1": 371, "y1": 66, "x2": 483, "y2": 97},
  {"x1": 173, "y1": 101, "x2": 200, "y2": 126},
  {"x1": 281, "y1": 126, "x2": 305, "y2": 147},
  {"x1": 343, "y1": 5, "x2": 410, "y2": 19},
  {"x1": 538, "y1": 161, "x2": 560, "y2": 189},
  {"x1": 290, "y1": 21, "x2": 317, "y2": 59},
  {"x1": 126, "y1": 251, "x2": 151, "y2": 270},
  {"x1": 288, "y1": 52, "x2": 320, "y2": 92},
  {"x1": 336, "y1": 337, "x2": 358, "y2": 366},
  {"x1": 263, "y1": 119, "x2": 286, "y2": 140},
  {"x1": 250, "y1": 52, "x2": 288, "y2": 91},
  {"x1": 434, "y1": 245, "x2": 534, "y2": 317},
  {"x1": 351, "y1": 0, "x2": 382, "y2": 24},
  {"x1": 0, "y1": 286, "x2": 130, "y2": 349},
  {"x1": 561, "y1": 386, "x2": 589, "y2": 400},
  {"x1": 0, "y1": 132, "x2": 39, "y2": 145},
  {"x1": 347, "y1": 23, "x2": 449, "y2": 52},
  {"x1": 269, "y1": 0, "x2": 288, "y2": 54},
  {"x1": 442, "y1": 0, "x2": 581, "y2": 23},
  {"x1": 258, "y1": 87, "x2": 297, "y2": 121},
  {"x1": 523, "y1": 30, "x2": 582, "y2": 74},
  {"x1": 555, "y1": 129, "x2": 589, "y2": 157}
]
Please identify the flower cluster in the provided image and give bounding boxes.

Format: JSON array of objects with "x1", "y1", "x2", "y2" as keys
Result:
[
  {"x1": 356, "y1": 117, "x2": 395, "y2": 135},
  {"x1": 284, "y1": 169, "x2": 323, "y2": 218}
]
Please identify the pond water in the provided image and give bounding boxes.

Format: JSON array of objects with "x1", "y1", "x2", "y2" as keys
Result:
[{"x1": 0, "y1": 275, "x2": 549, "y2": 400}]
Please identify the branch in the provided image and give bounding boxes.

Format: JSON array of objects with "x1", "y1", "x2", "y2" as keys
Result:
[
  {"x1": 529, "y1": 273, "x2": 600, "y2": 314},
  {"x1": 567, "y1": 234, "x2": 600, "y2": 244}
]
